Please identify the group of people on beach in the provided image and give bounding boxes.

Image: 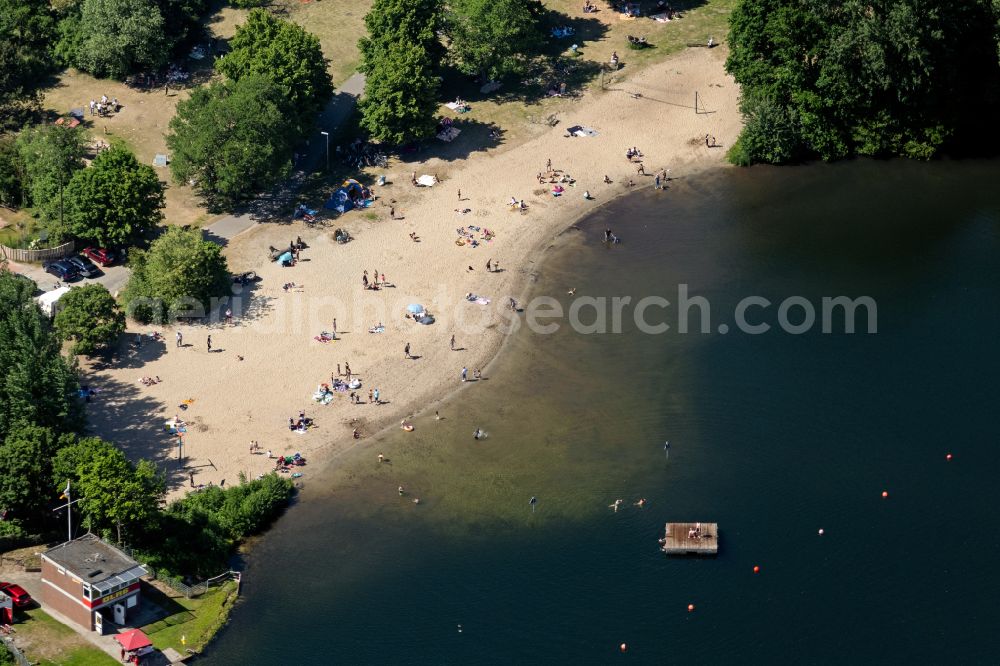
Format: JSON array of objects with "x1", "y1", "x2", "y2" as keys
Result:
[
  {"x1": 288, "y1": 410, "x2": 312, "y2": 432},
  {"x1": 362, "y1": 269, "x2": 389, "y2": 290}
]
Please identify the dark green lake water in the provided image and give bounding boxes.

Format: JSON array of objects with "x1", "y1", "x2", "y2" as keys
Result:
[{"x1": 207, "y1": 160, "x2": 1000, "y2": 664}]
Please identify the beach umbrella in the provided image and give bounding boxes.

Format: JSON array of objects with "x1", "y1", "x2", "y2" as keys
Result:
[{"x1": 407, "y1": 304, "x2": 425, "y2": 314}]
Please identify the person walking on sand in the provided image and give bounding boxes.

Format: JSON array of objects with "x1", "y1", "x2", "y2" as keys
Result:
[
  {"x1": 655, "y1": 174, "x2": 661, "y2": 190},
  {"x1": 461, "y1": 367, "x2": 468, "y2": 382},
  {"x1": 637, "y1": 163, "x2": 645, "y2": 176},
  {"x1": 457, "y1": 188, "x2": 461, "y2": 200},
  {"x1": 368, "y1": 389, "x2": 374, "y2": 404},
  {"x1": 337, "y1": 363, "x2": 341, "y2": 377},
  {"x1": 207, "y1": 335, "x2": 212, "y2": 352},
  {"x1": 332, "y1": 318, "x2": 337, "y2": 336},
  {"x1": 485, "y1": 258, "x2": 491, "y2": 272},
  {"x1": 373, "y1": 388, "x2": 380, "y2": 404},
  {"x1": 404, "y1": 342, "x2": 411, "y2": 359},
  {"x1": 450, "y1": 334, "x2": 456, "y2": 351},
  {"x1": 225, "y1": 307, "x2": 233, "y2": 325},
  {"x1": 399, "y1": 486, "x2": 405, "y2": 495},
  {"x1": 378, "y1": 453, "x2": 384, "y2": 463},
  {"x1": 546, "y1": 158, "x2": 552, "y2": 171},
  {"x1": 176, "y1": 331, "x2": 183, "y2": 347}
]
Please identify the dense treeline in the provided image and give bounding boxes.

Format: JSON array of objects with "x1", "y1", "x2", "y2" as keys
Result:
[
  {"x1": 726, "y1": 0, "x2": 1000, "y2": 164},
  {"x1": 0, "y1": 271, "x2": 293, "y2": 576}
]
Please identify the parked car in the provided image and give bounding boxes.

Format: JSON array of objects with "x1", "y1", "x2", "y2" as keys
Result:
[
  {"x1": 66, "y1": 254, "x2": 100, "y2": 278},
  {"x1": 82, "y1": 247, "x2": 116, "y2": 267},
  {"x1": 0, "y1": 581, "x2": 32, "y2": 608},
  {"x1": 45, "y1": 260, "x2": 80, "y2": 282}
]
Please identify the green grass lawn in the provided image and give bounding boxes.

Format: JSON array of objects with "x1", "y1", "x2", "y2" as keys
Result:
[
  {"x1": 37, "y1": 647, "x2": 118, "y2": 666},
  {"x1": 141, "y1": 581, "x2": 238, "y2": 655},
  {"x1": 15, "y1": 609, "x2": 116, "y2": 666}
]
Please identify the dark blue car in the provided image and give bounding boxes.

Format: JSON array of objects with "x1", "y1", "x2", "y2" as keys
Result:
[{"x1": 45, "y1": 260, "x2": 80, "y2": 282}]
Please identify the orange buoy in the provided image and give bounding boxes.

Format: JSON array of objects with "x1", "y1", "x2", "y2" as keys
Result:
[
  {"x1": 687, "y1": 604, "x2": 695, "y2": 612},
  {"x1": 619, "y1": 643, "x2": 628, "y2": 653},
  {"x1": 881, "y1": 490, "x2": 889, "y2": 498},
  {"x1": 753, "y1": 565, "x2": 760, "y2": 574},
  {"x1": 946, "y1": 453, "x2": 953, "y2": 461}
]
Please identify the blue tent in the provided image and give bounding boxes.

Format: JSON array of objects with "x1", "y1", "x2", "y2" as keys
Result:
[{"x1": 324, "y1": 179, "x2": 366, "y2": 213}]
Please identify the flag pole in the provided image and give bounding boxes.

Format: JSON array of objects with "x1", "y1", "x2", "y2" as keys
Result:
[{"x1": 55, "y1": 481, "x2": 83, "y2": 543}]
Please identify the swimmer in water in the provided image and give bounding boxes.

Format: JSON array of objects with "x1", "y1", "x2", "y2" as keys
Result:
[
  {"x1": 609, "y1": 499, "x2": 624, "y2": 512},
  {"x1": 634, "y1": 498, "x2": 647, "y2": 508}
]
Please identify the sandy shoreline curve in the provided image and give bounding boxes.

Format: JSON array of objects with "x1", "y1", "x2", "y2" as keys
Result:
[{"x1": 83, "y1": 47, "x2": 743, "y2": 497}]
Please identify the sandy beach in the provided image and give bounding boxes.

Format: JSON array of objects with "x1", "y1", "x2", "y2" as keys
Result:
[{"x1": 83, "y1": 46, "x2": 742, "y2": 496}]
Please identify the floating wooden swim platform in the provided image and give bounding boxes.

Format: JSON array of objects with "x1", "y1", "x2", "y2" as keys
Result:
[{"x1": 662, "y1": 522, "x2": 718, "y2": 555}]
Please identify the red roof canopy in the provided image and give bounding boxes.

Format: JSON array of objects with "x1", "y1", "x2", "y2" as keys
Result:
[{"x1": 114, "y1": 629, "x2": 152, "y2": 651}]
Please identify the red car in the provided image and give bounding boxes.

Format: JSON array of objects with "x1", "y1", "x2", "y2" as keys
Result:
[
  {"x1": 82, "y1": 247, "x2": 116, "y2": 267},
  {"x1": 0, "y1": 582, "x2": 31, "y2": 608}
]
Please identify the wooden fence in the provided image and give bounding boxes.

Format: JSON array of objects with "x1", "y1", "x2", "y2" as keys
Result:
[{"x1": 0, "y1": 241, "x2": 75, "y2": 263}]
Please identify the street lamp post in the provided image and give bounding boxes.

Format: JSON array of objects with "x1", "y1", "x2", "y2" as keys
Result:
[{"x1": 320, "y1": 131, "x2": 330, "y2": 172}]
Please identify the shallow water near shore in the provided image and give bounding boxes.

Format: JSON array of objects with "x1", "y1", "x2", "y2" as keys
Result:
[{"x1": 207, "y1": 159, "x2": 1000, "y2": 664}]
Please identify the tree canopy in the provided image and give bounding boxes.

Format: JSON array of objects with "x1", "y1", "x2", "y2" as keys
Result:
[
  {"x1": 0, "y1": 425, "x2": 70, "y2": 525},
  {"x1": 0, "y1": 271, "x2": 81, "y2": 442},
  {"x1": 54, "y1": 284, "x2": 126, "y2": 355},
  {"x1": 166, "y1": 75, "x2": 296, "y2": 208},
  {"x1": 121, "y1": 225, "x2": 230, "y2": 323},
  {"x1": 75, "y1": 441, "x2": 164, "y2": 543},
  {"x1": 358, "y1": 0, "x2": 442, "y2": 145},
  {"x1": 0, "y1": 136, "x2": 25, "y2": 209},
  {"x1": 74, "y1": 0, "x2": 168, "y2": 79},
  {"x1": 50, "y1": 145, "x2": 165, "y2": 246},
  {"x1": 359, "y1": 41, "x2": 441, "y2": 145},
  {"x1": 0, "y1": 0, "x2": 57, "y2": 130},
  {"x1": 216, "y1": 9, "x2": 333, "y2": 128},
  {"x1": 726, "y1": 0, "x2": 1000, "y2": 164},
  {"x1": 358, "y1": 0, "x2": 445, "y2": 73},
  {"x1": 14, "y1": 124, "x2": 87, "y2": 209},
  {"x1": 445, "y1": 0, "x2": 544, "y2": 80}
]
